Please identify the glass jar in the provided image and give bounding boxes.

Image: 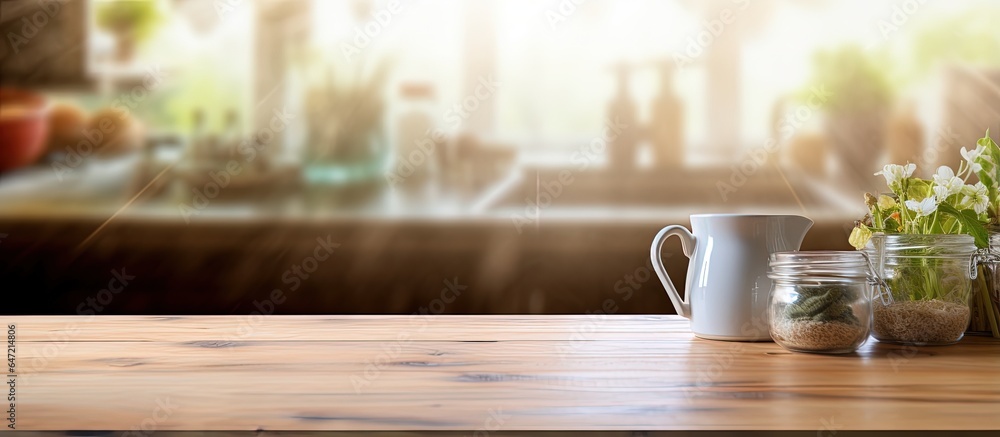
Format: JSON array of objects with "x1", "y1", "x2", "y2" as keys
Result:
[
  {"x1": 866, "y1": 234, "x2": 978, "y2": 345},
  {"x1": 767, "y1": 251, "x2": 873, "y2": 354}
]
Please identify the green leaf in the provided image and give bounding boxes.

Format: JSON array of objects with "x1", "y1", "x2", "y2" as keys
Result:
[
  {"x1": 877, "y1": 194, "x2": 897, "y2": 211},
  {"x1": 883, "y1": 216, "x2": 901, "y2": 232},
  {"x1": 905, "y1": 178, "x2": 932, "y2": 200},
  {"x1": 938, "y1": 203, "x2": 989, "y2": 248},
  {"x1": 849, "y1": 225, "x2": 873, "y2": 250},
  {"x1": 938, "y1": 214, "x2": 961, "y2": 234},
  {"x1": 976, "y1": 130, "x2": 1000, "y2": 189},
  {"x1": 977, "y1": 129, "x2": 998, "y2": 150},
  {"x1": 929, "y1": 215, "x2": 945, "y2": 234},
  {"x1": 960, "y1": 209, "x2": 989, "y2": 249}
]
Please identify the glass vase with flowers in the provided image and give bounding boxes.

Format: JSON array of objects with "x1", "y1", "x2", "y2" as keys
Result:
[{"x1": 850, "y1": 131, "x2": 999, "y2": 344}]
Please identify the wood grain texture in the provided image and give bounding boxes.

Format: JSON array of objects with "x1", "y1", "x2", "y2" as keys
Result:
[{"x1": 5, "y1": 315, "x2": 1000, "y2": 431}]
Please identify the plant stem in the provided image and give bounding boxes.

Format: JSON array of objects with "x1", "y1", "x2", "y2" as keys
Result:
[{"x1": 979, "y1": 266, "x2": 1000, "y2": 337}]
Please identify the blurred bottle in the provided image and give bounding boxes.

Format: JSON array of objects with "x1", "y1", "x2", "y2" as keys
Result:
[
  {"x1": 394, "y1": 82, "x2": 439, "y2": 187},
  {"x1": 649, "y1": 62, "x2": 684, "y2": 168},
  {"x1": 607, "y1": 63, "x2": 639, "y2": 171}
]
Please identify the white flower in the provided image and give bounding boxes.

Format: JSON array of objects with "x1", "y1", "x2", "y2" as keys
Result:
[
  {"x1": 905, "y1": 197, "x2": 939, "y2": 217},
  {"x1": 955, "y1": 196, "x2": 974, "y2": 211},
  {"x1": 875, "y1": 163, "x2": 916, "y2": 187},
  {"x1": 961, "y1": 144, "x2": 988, "y2": 173},
  {"x1": 932, "y1": 166, "x2": 964, "y2": 196},
  {"x1": 962, "y1": 182, "x2": 989, "y2": 214},
  {"x1": 933, "y1": 185, "x2": 952, "y2": 202}
]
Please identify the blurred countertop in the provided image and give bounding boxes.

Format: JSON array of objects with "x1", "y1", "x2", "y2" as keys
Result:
[{"x1": 0, "y1": 152, "x2": 863, "y2": 227}]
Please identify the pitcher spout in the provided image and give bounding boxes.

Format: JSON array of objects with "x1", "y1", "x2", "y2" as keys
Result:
[
  {"x1": 787, "y1": 215, "x2": 814, "y2": 238},
  {"x1": 782, "y1": 215, "x2": 814, "y2": 249}
]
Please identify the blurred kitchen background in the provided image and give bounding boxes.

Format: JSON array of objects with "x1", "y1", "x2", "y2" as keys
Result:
[{"x1": 1, "y1": 0, "x2": 999, "y2": 315}]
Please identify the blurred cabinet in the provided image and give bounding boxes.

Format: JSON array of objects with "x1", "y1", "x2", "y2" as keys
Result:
[{"x1": 0, "y1": 0, "x2": 89, "y2": 88}]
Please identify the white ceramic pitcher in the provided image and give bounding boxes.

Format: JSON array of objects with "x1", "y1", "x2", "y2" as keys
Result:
[{"x1": 650, "y1": 214, "x2": 813, "y2": 341}]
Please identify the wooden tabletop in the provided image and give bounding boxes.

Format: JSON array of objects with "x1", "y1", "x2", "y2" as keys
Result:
[{"x1": 6, "y1": 315, "x2": 1000, "y2": 431}]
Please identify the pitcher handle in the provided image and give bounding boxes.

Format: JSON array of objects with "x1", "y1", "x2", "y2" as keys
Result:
[{"x1": 650, "y1": 225, "x2": 697, "y2": 319}]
